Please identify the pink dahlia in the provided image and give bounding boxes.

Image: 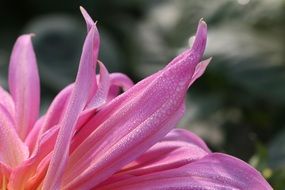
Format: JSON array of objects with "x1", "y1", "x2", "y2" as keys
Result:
[{"x1": 0, "y1": 7, "x2": 272, "y2": 190}]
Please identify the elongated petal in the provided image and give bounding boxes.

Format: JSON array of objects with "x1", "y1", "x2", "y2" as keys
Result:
[
  {"x1": 63, "y1": 104, "x2": 185, "y2": 190},
  {"x1": 8, "y1": 34, "x2": 40, "y2": 140},
  {"x1": 42, "y1": 24, "x2": 99, "y2": 190},
  {"x1": 122, "y1": 128, "x2": 211, "y2": 174},
  {"x1": 97, "y1": 153, "x2": 272, "y2": 190},
  {"x1": 0, "y1": 105, "x2": 29, "y2": 167},
  {"x1": 38, "y1": 84, "x2": 73, "y2": 136},
  {"x1": 99, "y1": 128, "x2": 210, "y2": 186},
  {"x1": 80, "y1": 6, "x2": 95, "y2": 32},
  {"x1": 62, "y1": 20, "x2": 207, "y2": 190}
]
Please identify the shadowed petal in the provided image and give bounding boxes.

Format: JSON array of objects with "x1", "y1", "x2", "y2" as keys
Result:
[
  {"x1": 38, "y1": 84, "x2": 73, "y2": 138},
  {"x1": 99, "y1": 128, "x2": 210, "y2": 186},
  {"x1": 0, "y1": 105, "x2": 29, "y2": 167},
  {"x1": 8, "y1": 125, "x2": 58, "y2": 190},
  {"x1": 97, "y1": 153, "x2": 272, "y2": 190},
  {"x1": 0, "y1": 86, "x2": 15, "y2": 121},
  {"x1": 0, "y1": 162, "x2": 11, "y2": 189},
  {"x1": 189, "y1": 57, "x2": 212, "y2": 87},
  {"x1": 63, "y1": 104, "x2": 186, "y2": 190},
  {"x1": 107, "y1": 73, "x2": 134, "y2": 101},
  {"x1": 8, "y1": 34, "x2": 40, "y2": 140},
  {"x1": 86, "y1": 61, "x2": 110, "y2": 110}
]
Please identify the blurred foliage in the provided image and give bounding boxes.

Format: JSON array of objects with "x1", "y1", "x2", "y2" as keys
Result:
[{"x1": 0, "y1": 0, "x2": 285, "y2": 188}]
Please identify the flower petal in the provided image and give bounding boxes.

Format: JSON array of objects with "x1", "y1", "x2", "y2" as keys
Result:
[
  {"x1": 63, "y1": 104, "x2": 186, "y2": 190},
  {"x1": 8, "y1": 34, "x2": 40, "y2": 140},
  {"x1": 80, "y1": 6, "x2": 95, "y2": 32},
  {"x1": 0, "y1": 104, "x2": 29, "y2": 167},
  {"x1": 107, "y1": 73, "x2": 134, "y2": 101},
  {"x1": 189, "y1": 57, "x2": 212, "y2": 86},
  {"x1": 99, "y1": 128, "x2": 210, "y2": 186},
  {"x1": 42, "y1": 24, "x2": 99, "y2": 190},
  {"x1": 24, "y1": 116, "x2": 45, "y2": 153},
  {"x1": 62, "y1": 19, "x2": 207, "y2": 190},
  {"x1": 38, "y1": 84, "x2": 73, "y2": 137},
  {"x1": 0, "y1": 86, "x2": 15, "y2": 121},
  {"x1": 97, "y1": 153, "x2": 272, "y2": 190},
  {"x1": 0, "y1": 162, "x2": 11, "y2": 189},
  {"x1": 8, "y1": 125, "x2": 58, "y2": 190},
  {"x1": 86, "y1": 61, "x2": 110, "y2": 110}
]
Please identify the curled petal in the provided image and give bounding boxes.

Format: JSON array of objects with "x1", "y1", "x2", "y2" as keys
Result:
[
  {"x1": 86, "y1": 61, "x2": 110, "y2": 110},
  {"x1": 107, "y1": 73, "x2": 134, "y2": 101},
  {"x1": 97, "y1": 153, "x2": 272, "y2": 190},
  {"x1": 100, "y1": 128, "x2": 210, "y2": 186},
  {"x1": 8, "y1": 34, "x2": 40, "y2": 140},
  {"x1": 189, "y1": 57, "x2": 212, "y2": 86}
]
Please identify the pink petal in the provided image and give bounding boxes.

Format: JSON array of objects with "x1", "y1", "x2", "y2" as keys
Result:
[
  {"x1": 63, "y1": 104, "x2": 185, "y2": 190},
  {"x1": 38, "y1": 84, "x2": 73, "y2": 136},
  {"x1": 0, "y1": 86, "x2": 15, "y2": 121},
  {"x1": 97, "y1": 153, "x2": 272, "y2": 190},
  {"x1": 62, "y1": 19, "x2": 207, "y2": 190},
  {"x1": 80, "y1": 6, "x2": 95, "y2": 32},
  {"x1": 189, "y1": 57, "x2": 212, "y2": 86},
  {"x1": 42, "y1": 23, "x2": 99, "y2": 190},
  {"x1": 0, "y1": 105, "x2": 29, "y2": 167},
  {"x1": 100, "y1": 128, "x2": 210, "y2": 186},
  {"x1": 107, "y1": 73, "x2": 134, "y2": 101},
  {"x1": 24, "y1": 116, "x2": 45, "y2": 153},
  {"x1": 8, "y1": 34, "x2": 40, "y2": 140},
  {"x1": 86, "y1": 61, "x2": 110, "y2": 110},
  {"x1": 8, "y1": 125, "x2": 58, "y2": 190},
  {"x1": 0, "y1": 162, "x2": 11, "y2": 189}
]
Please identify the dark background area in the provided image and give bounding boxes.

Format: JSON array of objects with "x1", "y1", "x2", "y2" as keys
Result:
[{"x1": 0, "y1": 0, "x2": 284, "y2": 188}]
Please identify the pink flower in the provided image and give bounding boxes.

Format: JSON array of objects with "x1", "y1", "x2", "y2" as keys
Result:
[{"x1": 0, "y1": 7, "x2": 272, "y2": 190}]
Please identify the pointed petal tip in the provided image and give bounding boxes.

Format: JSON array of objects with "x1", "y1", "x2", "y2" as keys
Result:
[
  {"x1": 190, "y1": 18, "x2": 207, "y2": 56},
  {"x1": 199, "y1": 18, "x2": 207, "y2": 25},
  {"x1": 80, "y1": 6, "x2": 96, "y2": 32},
  {"x1": 207, "y1": 57, "x2": 212, "y2": 62},
  {"x1": 79, "y1": 6, "x2": 87, "y2": 15}
]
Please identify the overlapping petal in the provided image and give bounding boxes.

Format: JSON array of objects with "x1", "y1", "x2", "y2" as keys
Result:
[
  {"x1": 60, "y1": 19, "x2": 207, "y2": 190},
  {"x1": 98, "y1": 128, "x2": 210, "y2": 187},
  {"x1": 0, "y1": 104, "x2": 29, "y2": 168},
  {"x1": 0, "y1": 7, "x2": 272, "y2": 190},
  {"x1": 42, "y1": 23, "x2": 100, "y2": 190},
  {"x1": 8, "y1": 34, "x2": 40, "y2": 140},
  {"x1": 96, "y1": 153, "x2": 271, "y2": 190}
]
